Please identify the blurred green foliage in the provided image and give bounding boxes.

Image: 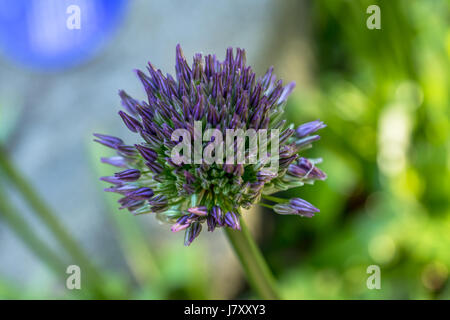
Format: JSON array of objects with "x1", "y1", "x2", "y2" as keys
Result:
[{"x1": 267, "y1": 0, "x2": 450, "y2": 299}]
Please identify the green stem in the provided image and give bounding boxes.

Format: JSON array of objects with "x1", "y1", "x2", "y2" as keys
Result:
[
  {"x1": 261, "y1": 194, "x2": 286, "y2": 203},
  {"x1": 224, "y1": 218, "x2": 280, "y2": 299},
  {"x1": 0, "y1": 189, "x2": 67, "y2": 274},
  {"x1": 0, "y1": 186, "x2": 97, "y2": 299},
  {"x1": 0, "y1": 147, "x2": 105, "y2": 296},
  {"x1": 258, "y1": 203, "x2": 274, "y2": 209}
]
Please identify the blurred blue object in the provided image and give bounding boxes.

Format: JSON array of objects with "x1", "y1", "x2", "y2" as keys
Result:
[{"x1": 0, "y1": 0, "x2": 127, "y2": 71}]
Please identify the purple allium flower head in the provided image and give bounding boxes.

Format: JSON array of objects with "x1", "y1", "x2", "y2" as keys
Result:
[{"x1": 95, "y1": 45, "x2": 326, "y2": 245}]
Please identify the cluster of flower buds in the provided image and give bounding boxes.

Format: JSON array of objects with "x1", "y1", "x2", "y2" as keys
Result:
[{"x1": 95, "y1": 45, "x2": 326, "y2": 245}]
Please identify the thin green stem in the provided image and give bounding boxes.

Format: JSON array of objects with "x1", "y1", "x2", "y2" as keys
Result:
[
  {"x1": 0, "y1": 146, "x2": 106, "y2": 297},
  {"x1": 0, "y1": 188, "x2": 67, "y2": 274},
  {"x1": 258, "y1": 203, "x2": 274, "y2": 209},
  {"x1": 224, "y1": 218, "x2": 280, "y2": 299},
  {"x1": 261, "y1": 194, "x2": 287, "y2": 203},
  {"x1": 0, "y1": 185, "x2": 97, "y2": 299}
]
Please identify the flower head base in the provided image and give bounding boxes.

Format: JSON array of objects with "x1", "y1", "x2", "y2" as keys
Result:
[{"x1": 95, "y1": 45, "x2": 326, "y2": 246}]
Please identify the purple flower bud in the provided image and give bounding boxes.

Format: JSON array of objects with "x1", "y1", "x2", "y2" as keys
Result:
[
  {"x1": 184, "y1": 222, "x2": 202, "y2": 246},
  {"x1": 185, "y1": 213, "x2": 199, "y2": 223},
  {"x1": 117, "y1": 145, "x2": 138, "y2": 157},
  {"x1": 148, "y1": 194, "x2": 167, "y2": 206},
  {"x1": 93, "y1": 133, "x2": 123, "y2": 149},
  {"x1": 274, "y1": 198, "x2": 319, "y2": 218},
  {"x1": 250, "y1": 83, "x2": 262, "y2": 107},
  {"x1": 114, "y1": 169, "x2": 141, "y2": 182},
  {"x1": 118, "y1": 196, "x2": 143, "y2": 209},
  {"x1": 295, "y1": 135, "x2": 320, "y2": 148},
  {"x1": 171, "y1": 215, "x2": 190, "y2": 232},
  {"x1": 104, "y1": 184, "x2": 138, "y2": 195},
  {"x1": 192, "y1": 100, "x2": 204, "y2": 121},
  {"x1": 272, "y1": 204, "x2": 297, "y2": 215},
  {"x1": 135, "y1": 69, "x2": 157, "y2": 95},
  {"x1": 289, "y1": 158, "x2": 327, "y2": 180},
  {"x1": 279, "y1": 155, "x2": 298, "y2": 168},
  {"x1": 207, "y1": 215, "x2": 216, "y2": 232},
  {"x1": 207, "y1": 105, "x2": 219, "y2": 125},
  {"x1": 187, "y1": 206, "x2": 208, "y2": 216},
  {"x1": 296, "y1": 120, "x2": 326, "y2": 138},
  {"x1": 290, "y1": 198, "x2": 319, "y2": 212},
  {"x1": 136, "y1": 105, "x2": 154, "y2": 121},
  {"x1": 119, "y1": 90, "x2": 139, "y2": 115},
  {"x1": 279, "y1": 128, "x2": 295, "y2": 144},
  {"x1": 135, "y1": 144, "x2": 157, "y2": 163},
  {"x1": 143, "y1": 135, "x2": 162, "y2": 149},
  {"x1": 279, "y1": 144, "x2": 295, "y2": 158},
  {"x1": 256, "y1": 169, "x2": 277, "y2": 183},
  {"x1": 145, "y1": 161, "x2": 163, "y2": 174},
  {"x1": 225, "y1": 212, "x2": 241, "y2": 230},
  {"x1": 119, "y1": 111, "x2": 143, "y2": 133},
  {"x1": 170, "y1": 119, "x2": 184, "y2": 132},
  {"x1": 127, "y1": 187, "x2": 154, "y2": 200},
  {"x1": 211, "y1": 206, "x2": 224, "y2": 225},
  {"x1": 288, "y1": 163, "x2": 308, "y2": 177},
  {"x1": 171, "y1": 222, "x2": 190, "y2": 233},
  {"x1": 277, "y1": 81, "x2": 295, "y2": 104},
  {"x1": 249, "y1": 111, "x2": 261, "y2": 129},
  {"x1": 100, "y1": 176, "x2": 122, "y2": 185},
  {"x1": 101, "y1": 156, "x2": 127, "y2": 168}
]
